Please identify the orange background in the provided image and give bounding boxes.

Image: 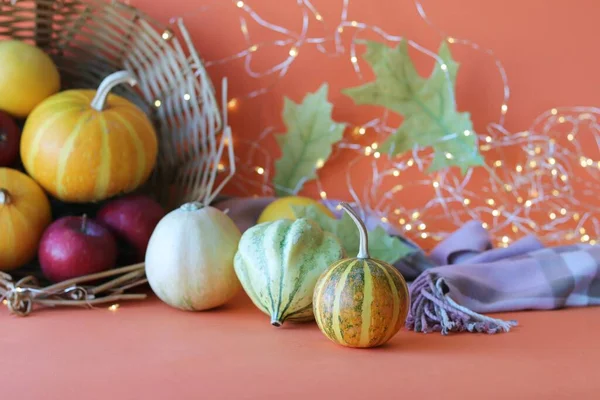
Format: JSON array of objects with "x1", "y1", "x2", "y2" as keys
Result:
[{"x1": 129, "y1": 0, "x2": 600, "y2": 248}]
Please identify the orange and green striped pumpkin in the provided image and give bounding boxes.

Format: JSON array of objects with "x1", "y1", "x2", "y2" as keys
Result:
[
  {"x1": 20, "y1": 71, "x2": 158, "y2": 203},
  {"x1": 0, "y1": 168, "x2": 52, "y2": 271},
  {"x1": 313, "y1": 203, "x2": 410, "y2": 348}
]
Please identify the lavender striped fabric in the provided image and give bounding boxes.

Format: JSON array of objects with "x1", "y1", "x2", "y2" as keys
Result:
[
  {"x1": 214, "y1": 197, "x2": 600, "y2": 335},
  {"x1": 407, "y1": 220, "x2": 600, "y2": 334}
]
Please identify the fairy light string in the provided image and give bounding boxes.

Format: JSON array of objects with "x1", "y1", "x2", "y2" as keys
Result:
[{"x1": 169, "y1": 0, "x2": 600, "y2": 248}]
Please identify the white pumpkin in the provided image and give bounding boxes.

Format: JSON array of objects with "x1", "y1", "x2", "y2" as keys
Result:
[{"x1": 145, "y1": 202, "x2": 242, "y2": 311}]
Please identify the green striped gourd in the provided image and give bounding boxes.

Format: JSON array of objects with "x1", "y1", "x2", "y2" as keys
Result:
[
  {"x1": 313, "y1": 203, "x2": 410, "y2": 348},
  {"x1": 234, "y1": 218, "x2": 344, "y2": 326}
]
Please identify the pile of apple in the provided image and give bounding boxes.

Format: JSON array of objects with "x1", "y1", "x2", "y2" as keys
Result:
[
  {"x1": 0, "y1": 39, "x2": 163, "y2": 283},
  {"x1": 37, "y1": 196, "x2": 165, "y2": 282}
]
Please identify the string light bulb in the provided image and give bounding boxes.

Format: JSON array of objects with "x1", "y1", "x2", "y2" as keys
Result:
[
  {"x1": 227, "y1": 98, "x2": 238, "y2": 110},
  {"x1": 236, "y1": 1, "x2": 244, "y2": 8},
  {"x1": 255, "y1": 166, "x2": 265, "y2": 175}
]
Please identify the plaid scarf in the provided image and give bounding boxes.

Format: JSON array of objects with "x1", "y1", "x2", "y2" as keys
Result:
[{"x1": 405, "y1": 221, "x2": 600, "y2": 334}]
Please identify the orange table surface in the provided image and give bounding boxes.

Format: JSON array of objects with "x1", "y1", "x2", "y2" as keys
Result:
[{"x1": 2, "y1": 291, "x2": 598, "y2": 400}]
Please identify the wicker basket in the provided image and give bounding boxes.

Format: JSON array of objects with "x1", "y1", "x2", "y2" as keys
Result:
[
  {"x1": 1, "y1": 0, "x2": 232, "y2": 208},
  {"x1": 0, "y1": 0, "x2": 235, "y2": 315}
]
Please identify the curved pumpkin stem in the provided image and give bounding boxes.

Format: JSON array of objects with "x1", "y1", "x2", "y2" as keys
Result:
[
  {"x1": 0, "y1": 189, "x2": 11, "y2": 205},
  {"x1": 339, "y1": 202, "x2": 369, "y2": 259},
  {"x1": 90, "y1": 70, "x2": 137, "y2": 111}
]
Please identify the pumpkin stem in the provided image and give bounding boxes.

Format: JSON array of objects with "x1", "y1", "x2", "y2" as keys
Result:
[
  {"x1": 180, "y1": 202, "x2": 205, "y2": 212},
  {"x1": 0, "y1": 189, "x2": 11, "y2": 205},
  {"x1": 339, "y1": 202, "x2": 370, "y2": 259},
  {"x1": 90, "y1": 71, "x2": 137, "y2": 111},
  {"x1": 81, "y1": 214, "x2": 88, "y2": 233}
]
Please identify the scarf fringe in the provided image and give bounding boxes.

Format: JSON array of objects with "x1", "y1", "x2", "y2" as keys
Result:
[{"x1": 406, "y1": 274, "x2": 518, "y2": 335}]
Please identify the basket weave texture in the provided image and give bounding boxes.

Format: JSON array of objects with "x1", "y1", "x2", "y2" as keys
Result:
[
  {"x1": 0, "y1": 0, "x2": 227, "y2": 208},
  {"x1": 0, "y1": 0, "x2": 235, "y2": 315}
]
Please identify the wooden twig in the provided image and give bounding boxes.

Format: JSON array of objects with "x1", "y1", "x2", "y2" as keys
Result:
[
  {"x1": 0, "y1": 263, "x2": 148, "y2": 316},
  {"x1": 42, "y1": 263, "x2": 145, "y2": 294},
  {"x1": 90, "y1": 269, "x2": 146, "y2": 295},
  {"x1": 36, "y1": 294, "x2": 147, "y2": 307}
]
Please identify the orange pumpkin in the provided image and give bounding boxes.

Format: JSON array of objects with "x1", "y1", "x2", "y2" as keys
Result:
[
  {"x1": 0, "y1": 168, "x2": 52, "y2": 271},
  {"x1": 20, "y1": 71, "x2": 158, "y2": 203}
]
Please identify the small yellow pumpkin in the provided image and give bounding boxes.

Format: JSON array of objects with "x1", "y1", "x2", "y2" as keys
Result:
[
  {"x1": 313, "y1": 202, "x2": 410, "y2": 348},
  {"x1": 257, "y1": 196, "x2": 334, "y2": 224},
  {"x1": 20, "y1": 71, "x2": 158, "y2": 203},
  {"x1": 0, "y1": 168, "x2": 52, "y2": 271}
]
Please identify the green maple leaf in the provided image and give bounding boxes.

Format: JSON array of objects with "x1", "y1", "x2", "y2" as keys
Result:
[
  {"x1": 343, "y1": 40, "x2": 484, "y2": 174},
  {"x1": 273, "y1": 84, "x2": 345, "y2": 196},
  {"x1": 292, "y1": 205, "x2": 413, "y2": 264}
]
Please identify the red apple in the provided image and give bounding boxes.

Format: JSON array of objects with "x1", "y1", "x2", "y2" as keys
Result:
[
  {"x1": 39, "y1": 215, "x2": 118, "y2": 282},
  {"x1": 0, "y1": 110, "x2": 20, "y2": 166},
  {"x1": 96, "y1": 194, "x2": 166, "y2": 263}
]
